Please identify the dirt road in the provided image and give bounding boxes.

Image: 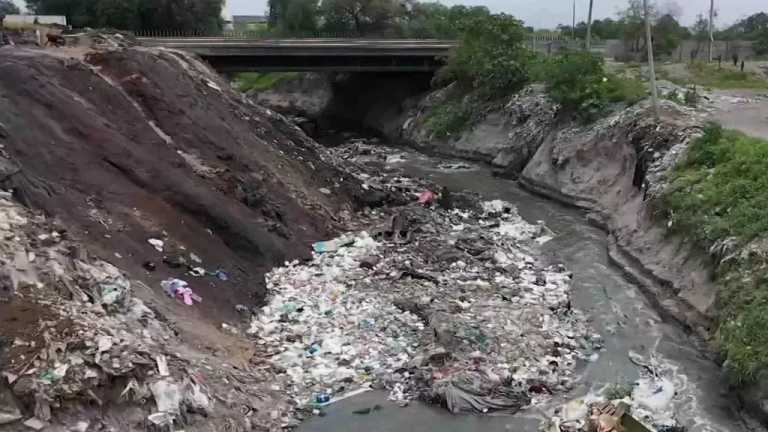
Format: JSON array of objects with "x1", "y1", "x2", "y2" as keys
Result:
[{"x1": 707, "y1": 89, "x2": 768, "y2": 139}]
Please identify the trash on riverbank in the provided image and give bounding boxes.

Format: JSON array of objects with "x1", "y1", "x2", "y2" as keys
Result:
[
  {"x1": 541, "y1": 349, "x2": 686, "y2": 432},
  {"x1": 161, "y1": 278, "x2": 202, "y2": 305},
  {"x1": 249, "y1": 145, "x2": 597, "y2": 415}
]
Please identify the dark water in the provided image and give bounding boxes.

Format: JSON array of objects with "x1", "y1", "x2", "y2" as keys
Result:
[{"x1": 300, "y1": 150, "x2": 755, "y2": 432}]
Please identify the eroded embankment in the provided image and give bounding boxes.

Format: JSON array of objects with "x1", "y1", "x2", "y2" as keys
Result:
[
  {"x1": 397, "y1": 84, "x2": 768, "y2": 423},
  {"x1": 0, "y1": 42, "x2": 370, "y2": 430}
]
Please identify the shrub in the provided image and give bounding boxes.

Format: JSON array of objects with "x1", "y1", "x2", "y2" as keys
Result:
[
  {"x1": 233, "y1": 72, "x2": 298, "y2": 92},
  {"x1": 543, "y1": 51, "x2": 609, "y2": 120},
  {"x1": 542, "y1": 51, "x2": 646, "y2": 120},
  {"x1": 437, "y1": 13, "x2": 533, "y2": 98},
  {"x1": 424, "y1": 100, "x2": 473, "y2": 139}
]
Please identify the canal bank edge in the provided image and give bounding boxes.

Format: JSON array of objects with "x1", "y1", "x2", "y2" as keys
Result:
[{"x1": 397, "y1": 86, "x2": 768, "y2": 423}]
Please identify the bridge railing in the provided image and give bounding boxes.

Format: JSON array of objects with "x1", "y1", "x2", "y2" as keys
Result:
[{"x1": 134, "y1": 29, "x2": 450, "y2": 40}]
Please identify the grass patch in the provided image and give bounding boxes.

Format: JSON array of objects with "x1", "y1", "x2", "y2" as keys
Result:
[
  {"x1": 424, "y1": 98, "x2": 473, "y2": 139},
  {"x1": 233, "y1": 72, "x2": 299, "y2": 92},
  {"x1": 686, "y1": 62, "x2": 768, "y2": 90},
  {"x1": 604, "y1": 74, "x2": 647, "y2": 105},
  {"x1": 660, "y1": 124, "x2": 768, "y2": 383}
]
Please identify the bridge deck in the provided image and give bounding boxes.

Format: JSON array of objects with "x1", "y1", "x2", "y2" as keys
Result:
[{"x1": 139, "y1": 38, "x2": 455, "y2": 72}]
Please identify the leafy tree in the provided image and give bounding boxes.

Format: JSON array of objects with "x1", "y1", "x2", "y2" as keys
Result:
[
  {"x1": 26, "y1": 0, "x2": 224, "y2": 31},
  {"x1": 654, "y1": 13, "x2": 687, "y2": 56},
  {"x1": 620, "y1": 0, "x2": 655, "y2": 53},
  {"x1": 438, "y1": 13, "x2": 532, "y2": 97},
  {"x1": 544, "y1": 51, "x2": 607, "y2": 119},
  {"x1": 400, "y1": 3, "x2": 490, "y2": 39},
  {"x1": 756, "y1": 28, "x2": 768, "y2": 56},
  {"x1": 591, "y1": 18, "x2": 624, "y2": 39},
  {"x1": 267, "y1": 0, "x2": 318, "y2": 35},
  {"x1": 720, "y1": 12, "x2": 768, "y2": 41},
  {"x1": 0, "y1": 0, "x2": 20, "y2": 17},
  {"x1": 319, "y1": 0, "x2": 403, "y2": 36}
]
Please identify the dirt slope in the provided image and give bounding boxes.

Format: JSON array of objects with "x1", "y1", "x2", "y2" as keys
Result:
[{"x1": 0, "y1": 45, "x2": 362, "y2": 322}]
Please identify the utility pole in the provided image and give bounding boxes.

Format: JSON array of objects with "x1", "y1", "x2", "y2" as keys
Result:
[
  {"x1": 644, "y1": 0, "x2": 659, "y2": 119},
  {"x1": 586, "y1": 0, "x2": 595, "y2": 51},
  {"x1": 708, "y1": 0, "x2": 715, "y2": 62},
  {"x1": 572, "y1": 0, "x2": 576, "y2": 41}
]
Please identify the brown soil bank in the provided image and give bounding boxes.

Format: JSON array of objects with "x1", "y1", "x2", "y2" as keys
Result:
[{"x1": 0, "y1": 45, "x2": 363, "y2": 321}]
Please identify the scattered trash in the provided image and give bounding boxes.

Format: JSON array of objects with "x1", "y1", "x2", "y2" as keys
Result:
[
  {"x1": 189, "y1": 267, "x2": 206, "y2": 277},
  {"x1": 161, "y1": 278, "x2": 202, "y2": 305},
  {"x1": 312, "y1": 236, "x2": 356, "y2": 253},
  {"x1": 418, "y1": 190, "x2": 437, "y2": 205},
  {"x1": 314, "y1": 393, "x2": 331, "y2": 404},
  {"x1": 147, "y1": 238, "x2": 164, "y2": 252},
  {"x1": 213, "y1": 269, "x2": 229, "y2": 281},
  {"x1": 156, "y1": 355, "x2": 170, "y2": 377},
  {"x1": 22, "y1": 417, "x2": 46, "y2": 430},
  {"x1": 319, "y1": 187, "x2": 332, "y2": 195},
  {"x1": 250, "y1": 194, "x2": 593, "y2": 410}
]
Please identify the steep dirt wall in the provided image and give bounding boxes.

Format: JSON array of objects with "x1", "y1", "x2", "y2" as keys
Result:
[
  {"x1": 0, "y1": 46, "x2": 363, "y2": 323},
  {"x1": 519, "y1": 102, "x2": 715, "y2": 335}
]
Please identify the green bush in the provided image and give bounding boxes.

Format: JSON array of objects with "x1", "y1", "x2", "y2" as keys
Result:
[
  {"x1": 659, "y1": 124, "x2": 768, "y2": 383},
  {"x1": 424, "y1": 100, "x2": 473, "y2": 139},
  {"x1": 233, "y1": 72, "x2": 299, "y2": 92},
  {"x1": 437, "y1": 13, "x2": 533, "y2": 98},
  {"x1": 542, "y1": 51, "x2": 646, "y2": 120},
  {"x1": 660, "y1": 124, "x2": 768, "y2": 244}
]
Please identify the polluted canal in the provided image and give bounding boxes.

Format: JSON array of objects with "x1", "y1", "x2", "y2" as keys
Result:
[{"x1": 254, "y1": 138, "x2": 756, "y2": 432}]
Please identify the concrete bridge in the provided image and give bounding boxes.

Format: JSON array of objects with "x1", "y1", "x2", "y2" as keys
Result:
[{"x1": 138, "y1": 38, "x2": 455, "y2": 72}]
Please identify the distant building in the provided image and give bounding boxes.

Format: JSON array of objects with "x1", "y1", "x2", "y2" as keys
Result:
[
  {"x1": 232, "y1": 15, "x2": 268, "y2": 31},
  {"x1": 2, "y1": 15, "x2": 67, "y2": 29}
]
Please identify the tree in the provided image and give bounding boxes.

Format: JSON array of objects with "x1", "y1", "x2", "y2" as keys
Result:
[
  {"x1": 399, "y1": 3, "x2": 491, "y2": 39},
  {"x1": 0, "y1": 0, "x2": 20, "y2": 17},
  {"x1": 690, "y1": 12, "x2": 716, "y2": 57},
  {"x1": 438, "y1": 13, "x2": 532, "y2": 97},
  {"x1": 26, "y1": 0, "x2": 224, "y2": 32},
  {"x1": 721, "y1": 12, "x2": 768, "y2": 40},
  {"x1": 591, "y1": 18, "x2": 623, "y2": 39},
  {"x1": 320, "y1": 0, "x2": 403, "y2": 36},
  {"x1": 620, "y1": 0, "x2": 656, "y2": 53},
  {"x1": 268, "y1": 0, "x2": 318, "y2": 35},
  {"x1": 756, "y1": 28, "x2": 768, "y2": 56},
  {"x1": 654, "y1": 14, "x2": 686, "y2": 56}
]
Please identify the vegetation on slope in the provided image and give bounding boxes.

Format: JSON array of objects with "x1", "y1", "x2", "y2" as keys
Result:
[
  {"x1": 660, "y1": 124, "x2": 768, "y2": 383},
  {"x1": 233, "y1": 72, "x2": 299, "y2": 93}
]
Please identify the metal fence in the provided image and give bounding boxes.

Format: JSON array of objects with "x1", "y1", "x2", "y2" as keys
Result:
[{"x1": 133, "y1": 29, "x2": 453, "y2": 39}]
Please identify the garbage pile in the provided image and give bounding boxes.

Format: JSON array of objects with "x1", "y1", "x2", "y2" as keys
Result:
[
  {"x1": 248, "y1": 143, "x2": 599, "y2": 415},
  {"x1": 541, "y1": 350, "x2": 686, "y2": 432},
  {"x1": 0, "y1": 195, "x2": 291, "y2": 431}
]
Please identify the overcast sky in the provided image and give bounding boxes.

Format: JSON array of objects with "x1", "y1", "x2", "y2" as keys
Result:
[
  {"x1": 10, "y1": 0, "x2": 765, "y2": 29},
  {"x1": 225, "y1": 0, "x2": 765, "y2": 28}
]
